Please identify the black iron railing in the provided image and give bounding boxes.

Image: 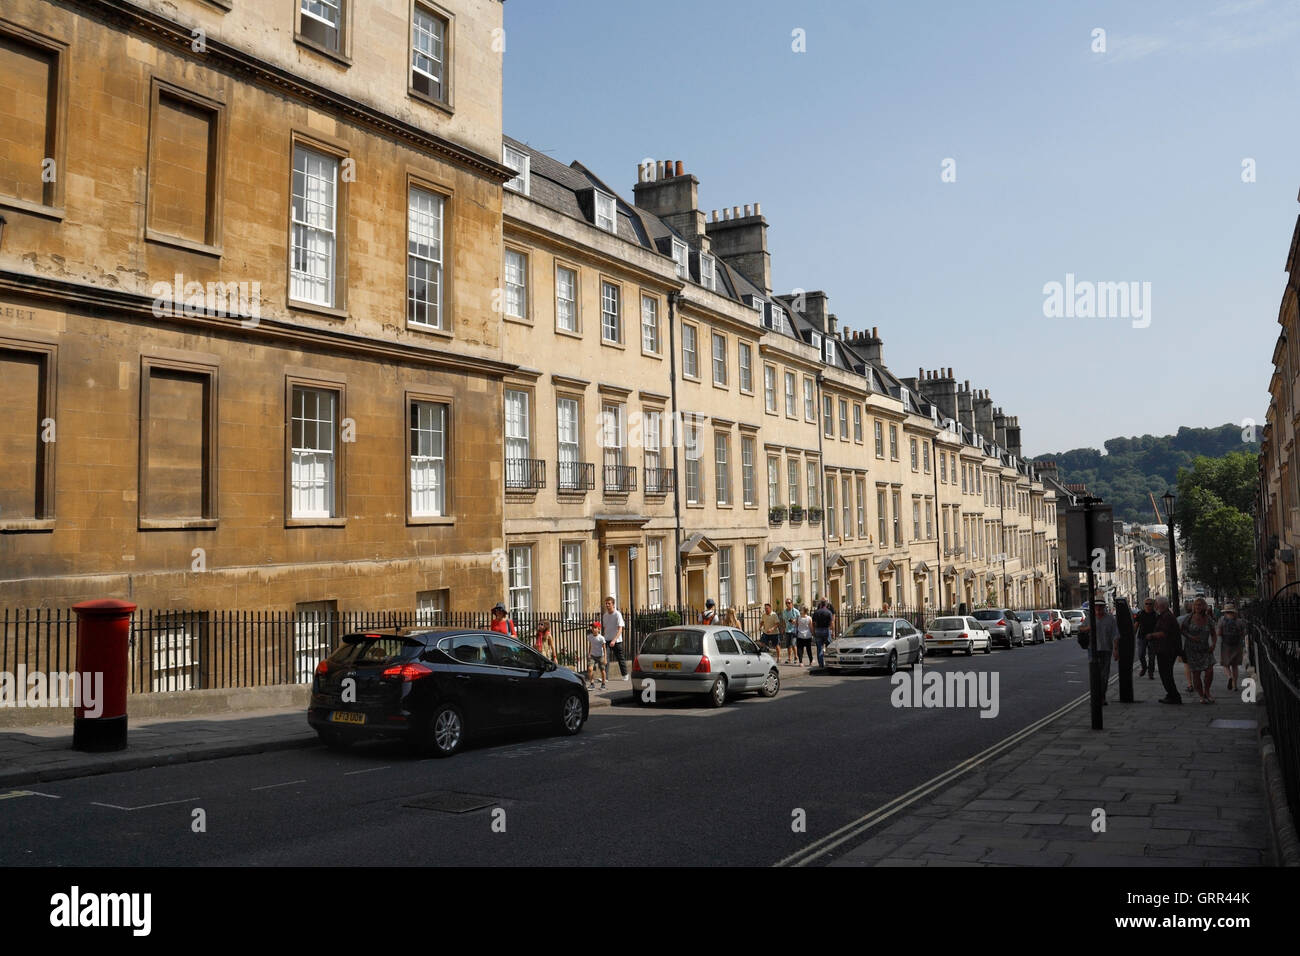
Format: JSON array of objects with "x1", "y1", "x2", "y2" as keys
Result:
[
  {"x1": 644, "y1": 467, "x2": 675, "y2": 495},
  {"x1": 1242, "y1": 600, "x2": 1300, "y2": 827},
  {"x1": 604, "y1": 464, "x2": 637, "y2": 494},
  {"x1": 557, "y1": 460, "x2": 595, "y2": 492},
  {"x1": 505, "y1": 457, "x2": 546, "y2": 490}
]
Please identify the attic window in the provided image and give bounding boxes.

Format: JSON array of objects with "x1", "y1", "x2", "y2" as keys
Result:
[
  {"x1": 672, "y1": 239, "x2": 689, "y2": 279},
  {"x1": 772, "y1": 307, "x2": 790, "y2": 335},
  {"x1": 595, "y1": 191, "x2": 616, "y2": 233},
  {"x1": 502, "y1": 145, "x2": 529, "y2": 195},
  {"x1": 699, "y1": 253, "x2": 716, "y2": 291},
  {"x1": 824, "y1": 339, "x2": 836, "y2": 366},
  {"x1": 810, "y1": 332, "x2": 822, "y2": 350}
]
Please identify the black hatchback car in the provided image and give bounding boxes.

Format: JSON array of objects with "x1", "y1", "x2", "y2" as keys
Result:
[{"x1": 308, "y1": 628, "x2": 588, "y2": 757}]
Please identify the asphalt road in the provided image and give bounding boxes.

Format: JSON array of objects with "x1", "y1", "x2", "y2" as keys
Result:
[{"x1": 1, "y1": 639, "x2": 1094, "y2": 866}]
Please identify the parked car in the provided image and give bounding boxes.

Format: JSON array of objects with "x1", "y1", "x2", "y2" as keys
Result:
[
  {"x1": 631, "y1": 626, "x2": 780, "y2": 707},
  {"x1": 1016, "y1": 610, "x2": 1045, "y2": 644},
  {"x1": 971, "y1": 608, "x2": 1025, "y2": 648},
  {"x1": 1062, "y1": 609, "x2": 1085, "y2": 636},
  {"x1": 308, "y1": 628, "x2": 588, "y2": 757},
  {"x1": 924, "y1": 615, "x2": 991, "y2": 656},
  {"x1": 1036, "y1": 609, "x2": 1063, "y2": 641},
  {"x1": 824, "y1": 618, "x2": 924, "y2": 674}
]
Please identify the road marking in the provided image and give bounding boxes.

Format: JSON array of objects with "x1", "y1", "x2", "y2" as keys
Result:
[
  {"x1": 90, "y1": 797, "x2": 201, "y2": 812},
  {"x1": 774, "y1": 689, "x2": 1095, "y2": 868},
  {"x1": 343, "y1": 766, "x2": 391, "y2": 776},
  {"x1": 251, "y1": 779, "x2": 308, "y2": 791},
  {"x1": 0, "y1": 790, "x2": 59, "y2": 800}
]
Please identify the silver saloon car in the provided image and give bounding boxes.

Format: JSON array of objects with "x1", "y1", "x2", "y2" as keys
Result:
[
  {"x1": 631, "y1": 626, "x2": 780, "y2": 708},
  {"x1": 824, "y1": 618, "x2": 924, "y2": 674},
  {"x1": 924, "y1": 615, "x2": 992, "y2": 656}
]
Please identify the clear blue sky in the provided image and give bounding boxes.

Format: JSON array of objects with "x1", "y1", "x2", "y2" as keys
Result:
[{"x1": 502, "y1": 0, "x2": 1299, "y2": 457}]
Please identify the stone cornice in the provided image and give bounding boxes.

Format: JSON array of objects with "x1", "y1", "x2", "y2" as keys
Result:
[
  {"x1": 0, "y1": 271, "x2": 517, "y2": 378},
  {"x1": 79, "y1": 0, "x2": 513, "y2": 184}
]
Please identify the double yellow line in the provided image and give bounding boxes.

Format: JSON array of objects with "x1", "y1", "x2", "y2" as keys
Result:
[{"x1": 774, "y1": 688, "x2": 1096, "y2": 867}]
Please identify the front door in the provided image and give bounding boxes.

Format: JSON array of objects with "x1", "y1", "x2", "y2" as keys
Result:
[
  {"x1": 687, "y1": 568, "x2": 706, "y2": 615},
  {"x1": 770, "y1": 574, "x2": 785, "y2": 609}
]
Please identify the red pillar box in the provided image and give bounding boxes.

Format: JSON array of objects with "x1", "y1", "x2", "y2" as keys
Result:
[{"x1": 72, "y1": 599, "x2": 136, "y2": 752}]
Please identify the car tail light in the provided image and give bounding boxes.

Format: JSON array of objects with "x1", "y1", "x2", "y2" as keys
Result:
[
  {"x1": 694, "y1": 655, "x2": 711, "y2": 673},
  {"x1": 998, "y1": 619, "x2": 1006, "y2": 626},
  {"x1": 382, "y1": 662, "x2": 433, "y2": 682},
  {"x1": 962, "y1": 632, "x2": 969, "y2": 639},
  {"x1": 315, "y1": 660, "x2": 329, "y2": 676},
  {"x1": 924, "y1": 633, "x2": 932, "y2": 640},
  {"x1": 633, "y1": 656, "x2": 641, "y2": 672}
]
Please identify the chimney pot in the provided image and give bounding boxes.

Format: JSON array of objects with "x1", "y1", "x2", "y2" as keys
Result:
[
  {"x1": 744, "y1": 203, "x2": 753, "y2": 217},
  {"x1": 733, "y1": 205, "x2": 741, "y2": 219},
  {"x1": 657, "y1": 160, "x2": 665, "y2": 178},
  {"x1": 872, "y1": 326, "x2": 878, "y2": 339},
  {"x1": 754, "y1": 202, "x2": 762, "y2": 215},
  {"x1": 711, "y1": 209, "x2": 718, "y2": 222},
  {"x1": 675, "y1": 160, "x2": 684, "y2": 177}
]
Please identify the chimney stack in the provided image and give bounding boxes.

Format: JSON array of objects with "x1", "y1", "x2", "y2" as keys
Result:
[
  {"x1": 973, "y1": 389, "x2": 995, "y2": 443},
  {"x1": 918, "y1": 365, "x2": 958, "y2": 424},
  {"x1": 858, "y1": 326, "x2": 884, "y2": 367},
  {"x1": 633, "y1": 158, "x2": 709, "y2": 252},
  {"x1": 956, "y1": 380, "x2": 975, "y2": 435},
  {"x1": 706, "y1": 199, "x2": 772, "y2": 294}
]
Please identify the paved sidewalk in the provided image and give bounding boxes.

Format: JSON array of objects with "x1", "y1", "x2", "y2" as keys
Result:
[
  {"x1": 0, "y1": 660, "x2": 826, "y2": 787},
  {"x1": 831, "y1": 666, "x2": 1270, "y2": 867}
]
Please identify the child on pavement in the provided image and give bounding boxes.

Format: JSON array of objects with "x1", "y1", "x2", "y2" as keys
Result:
[{"x1": 586, "y1": 620, "x2": 608, "y2": 690}]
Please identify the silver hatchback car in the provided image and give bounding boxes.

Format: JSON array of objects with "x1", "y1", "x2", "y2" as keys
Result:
[{"x1": 631, "y1": 626, "x2": 780, "y2": 708}]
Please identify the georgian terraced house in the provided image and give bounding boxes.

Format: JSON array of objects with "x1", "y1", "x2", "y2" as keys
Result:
[{"x1": 1, "y1": 0, "x2": 1059, "y2": 624}]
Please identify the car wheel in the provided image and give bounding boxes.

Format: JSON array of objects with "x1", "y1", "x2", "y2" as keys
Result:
[
  {"x1": 965, "y1": 642, "x2": 974, "y2": 656},
  {"x1": 557, "y1": 691, "x2": 585, "y2": 736},
  {"x1": 317, "y1": 729, "x2": 351, "y2": 751},
  {"x1": 421, "y1": 702, "x2": 465, "y2": 758},
  {"x1": 984, "y1": 640, "x2": 991, "y2": 654},
  {"x1": 708, "y1": 675, "x2": 728, "y2": 708},
  {"x1": 885, "y1": 651, "x2": 898, "y2": 675},
  {"x1": 759, "y1": 668, "x2": 780, "y2": 698}
]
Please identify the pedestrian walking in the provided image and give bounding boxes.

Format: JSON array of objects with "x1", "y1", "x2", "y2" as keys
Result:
[
  {"x1": 1091, "y1": 599, "x2": 1118, "y2": 704},
  {"x1": 796, "y1": 606, "x2": 814, "y2": 665},
  {"x1": 699, "y1": 598, "x2": 718, "y2": 626},
  {"x1": 1113, "y1": 597, "x2": 1135, "y2": 702},
  {"x1": 489, "y1": 602, "x2": 517, "y2": 638},
  {"x1": 601, "y1": 596, "x2": 630, "y2": 681},
  {"x1": 811, "y1": 599, "x2": 835, "y2": 668},
  {"x1": 1217, "y1": 603, "x2": 1245, "y2": 691},
  {"x1": 1180, "y1": 600, "x2": 1195, "y2": 692},
  {"x1": 585, "y1": 620, "x2": 607, "y2": 689},
  {"x1": 1150, "y1": 595, "x2": 1184, "y2": 705},
  {"x1": 781, "y1": 598, "x2": 799, "y2": 664},
  {"x1": 759, "y1": 602, "x2": 781, "y2": 655},
  {"x1": 1135, "y1": 597, "x2": 1159, "y2": 679},
  {"x1": 1182, "y1": 597, "x2": 1218, "y2": 704},
  {"x1": 534, "y1": 621, "x2": 557, "y2": 663},
  {"x1": 723, "y1": 606, "x2": 742, "y2": 630}
]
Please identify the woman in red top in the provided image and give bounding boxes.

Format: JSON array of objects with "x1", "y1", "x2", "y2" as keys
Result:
[{"x1": 534, "y1": 621, "x2": 557, "y2": 662}]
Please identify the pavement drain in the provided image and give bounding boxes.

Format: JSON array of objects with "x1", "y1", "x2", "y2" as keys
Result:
[
  {"x1": 1207, "y1": 719, "x2": 1258, "y2": 730},
  {"x1": 402, "y1": 791, "x2": 501, "y2": 814}
]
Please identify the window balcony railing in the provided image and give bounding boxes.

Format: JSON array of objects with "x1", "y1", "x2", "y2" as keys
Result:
[
  {"x1": 505, "y1": 458, "x2": 546, "y2": 491},
  {"x1": 604, "y1": 464, "x2": 637, "y2": 494},
  {"x1": 644, "y1": 467, "x2": 675, "y2": 495},
  {"x1": 557, "y1": 460, "x2": 595, "y2": 492}
]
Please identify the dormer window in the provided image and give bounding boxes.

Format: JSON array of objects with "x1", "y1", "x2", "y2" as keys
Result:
[
  {"x1": 502, "y1": 145, "x2": 529, "y2": 195},
  {"x1": 595, "y1": 191, "x2": 616, "y2": 233},
  {"x1": 810, "y1": 332, "x2": 822, "y2": 350},
  {"x1": 699, "y1": 253, "x2": 716, "y2": 291},
  {"x1": 771, "y1": 306, "x2": 789, "y2": 335},
  {"x1": 824, "y1": 339, "x2": 836, "y2": 366},
  {"x1": 672, "y1": 239, "x2": 689, "y2": 279}
]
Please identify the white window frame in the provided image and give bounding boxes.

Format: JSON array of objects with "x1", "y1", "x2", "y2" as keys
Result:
[
  {"x1": 712, "y1": 332, "x2": 728, "y2": 386},
  {"x1": 504, "y1": 248, "x2": 528, "y2": 320},
  {"x1": 672, "y1": 238, "x2": 689, "y2": 279},
  {"x1": 767, "y1": 456, "x2": 781, "y2": 508},
  {"x1": 561, "y1": 542, "x2": 582, "y2": 618},
  {"x1": 685, "y1": 422, "x2": 702, "y2": 505},
  {"x1": 641, "y1": 294, "x2": 659, "y2": 353},
  {"x1": 502, "y1": 144, "x2": 529, "y2": 195},
  {"x1": 411, "y1": 3, "x2": 446, "y2": 100},
  {"x1": 804, "y1": 378, "x2": 816, "y2": 421},
  {"x1": 738, "y1": 342, "x2": 753, "y2": 392},
  {"x1": 745, "y1": 545, "x2": 758, "y2": 605},
  {"x1": 555, "y1": 265, "x2": 577, "y2": 332},
  {"x1": 291, "y1": 145, "x2": 339, "y2": 308},
  {"x1": 682, "y1": 323, "x2": 698, "y2": 378},
  {"x1": 595, "y1": 191, "x2": 616, "y2": 233},
  {"x1": 601, "y1": 280, "x2": 621, "y2": 343},
  {"x1": 718, "y1": 546, "x2": 732, "y2": 610},
  {"x1": 410, "y1": 400, "x2": 447, "y2": 517},
  {"x1": 508, "y1": 545, "x2": 532, "y2": 615},
  {"x1": 557, "y1": 396, "x2": 580, "y2": 487},
  {"x1": 764, "y1": 365, "x2": 776, "y2": 412},
  {"x1": 714, "y1": 432, "x2": 731, "y2": 505},
  {"x1": 406, "y1": 184, "x2": 444, "y2": 328},
  {"x1": 741, "y1": 436, "x2": 756, "y2": 506},
  {"x1": 647, "y1": 538, "x2": 664, "y2": 608},
  {"x1": 700, "y1": 252, "x2": 716, "y2": 291},
  {"x1": 291, "y1": 385, "x2": 337, "y2": 518}
]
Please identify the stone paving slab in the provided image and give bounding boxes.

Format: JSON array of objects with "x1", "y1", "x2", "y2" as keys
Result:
[{"x1": 832, "y1": 669, "x2": 1269, "y2": 867}]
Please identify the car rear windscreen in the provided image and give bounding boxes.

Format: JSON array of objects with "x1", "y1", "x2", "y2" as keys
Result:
[
  {"x1": 972, "y1": 610, "x2": 1002, "y2": 620},
  {"x1": 932, "y1": 618, "x2": 965, "y2": 630},
  {"x1": 845, "y1": 621, "x2": 893, "y2": 637},
  {"x1": 327, "y1": 635, "x2": 422, "y2": 666},
  {"x1": 640, "y1": 630, "x2": 704, "y2": 655}
]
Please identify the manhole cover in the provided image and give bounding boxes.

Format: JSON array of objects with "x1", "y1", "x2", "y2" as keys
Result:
[
  {"x1": 402, "y1": 791, "x2": 500, "y2": 813},
  {"x1": 1209, "y1": 719, "x2": 1257, "y2": 730}
]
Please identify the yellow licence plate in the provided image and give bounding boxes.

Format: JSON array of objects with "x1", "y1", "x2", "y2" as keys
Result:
[
  {"x1": 652, "y1": 661, "x2": 682, "y2": 671},
  {"x1": 331, "y1": 711, "x2": 366, "y2": 725}
]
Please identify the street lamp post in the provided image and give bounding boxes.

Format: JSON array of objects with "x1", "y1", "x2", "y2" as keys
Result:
[{"x1": 1162, "y1": 490, "x2": 1179, "y2": 608}]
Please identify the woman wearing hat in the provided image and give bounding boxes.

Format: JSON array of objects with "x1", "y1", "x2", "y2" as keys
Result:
[{"x1": 1217, "y1": 604, "x2": 1245, "y2": 691}]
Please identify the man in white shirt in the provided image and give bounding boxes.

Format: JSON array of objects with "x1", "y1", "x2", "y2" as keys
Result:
[{"x1": 602, "y1": 595, "x2": 629, "y2": 680}]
